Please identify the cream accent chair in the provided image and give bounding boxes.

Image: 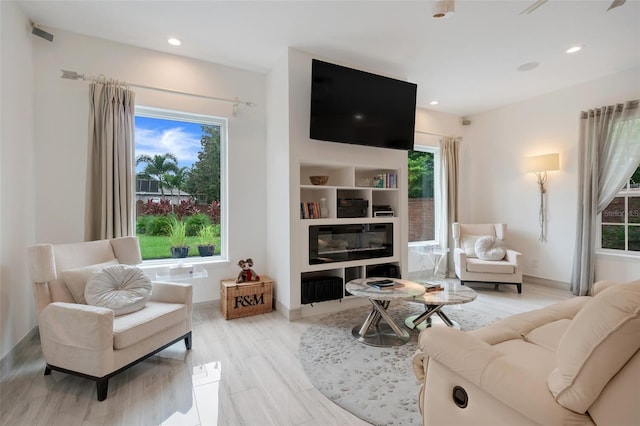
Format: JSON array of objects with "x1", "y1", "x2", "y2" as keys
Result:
[
  {"x1": 412, "y1": 280, "x2": 640, "y2": 426},
  {"x1": 452, "y1": 223, "x2": 523, "y2": 293},
  {"x1": 27, "y1": 236, "x2": 193, "y2": 401}
]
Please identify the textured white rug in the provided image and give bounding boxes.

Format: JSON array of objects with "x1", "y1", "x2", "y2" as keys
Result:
[{"x1": 299, "y1": 302, "x2": 501, "y2": 426}]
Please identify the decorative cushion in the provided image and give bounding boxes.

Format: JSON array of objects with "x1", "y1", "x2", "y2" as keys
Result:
[
  {"x1": 460, "y1": 234, "x2": 486, "y2": 258},
  {"x1": 466, "y1": 258, "x2": 515, "y2": 274},
  {"x1": 474, "y1": 236, "x2": 506, "y2": 261},
  {"x1": 84, "y1": 264, "x2": 152, "y2": 316},
  {"x1": 60, "y1": 260, "x2": 119, "y2": 304},
  {"x1": 547, "y1": 281, "x2": 640, "y2": 414}
]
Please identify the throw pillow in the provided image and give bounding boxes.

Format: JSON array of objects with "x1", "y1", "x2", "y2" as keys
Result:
[
  {"x1": 85, "y1": 264, "x2": 152, "y2": 316},
  {"x1": 60, "y1": 259, "x2": 120, "y2": 304},
  {"x1": 460, "y1": 234, "x2": 487, "y2": 258},
  {"x1": 547, "y1": 281, "x2": 640, "y2": 414},
  {"x1": 474, "y1": 236, "x2": 506, "y2": 261}
]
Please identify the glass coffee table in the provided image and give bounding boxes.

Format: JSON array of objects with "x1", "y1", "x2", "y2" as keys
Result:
[
  {"x1": 346, "y1": 277, "x2": 425, "y2": 347},
  {"x1": 405, "y1": 281, "x2": 477, "y2": 331}
]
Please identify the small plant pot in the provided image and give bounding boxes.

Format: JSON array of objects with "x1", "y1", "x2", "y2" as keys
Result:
[
  {"x1": 171, "y1": 247, "x2": 190, "y2": 258},
  {"x1": 198, "y1": 245, "x2": 216, "y2": 257}
]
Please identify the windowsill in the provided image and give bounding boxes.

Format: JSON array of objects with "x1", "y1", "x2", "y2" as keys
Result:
[
  {"x1": 595, "y1": 250, "x2": 640, "y2": 260},
  {"x1": 138, "y1": 256, "x2": 231, "y2": 270},
  {"x1": 408, "y1": 240, "x2": 439, "y2": 248}
]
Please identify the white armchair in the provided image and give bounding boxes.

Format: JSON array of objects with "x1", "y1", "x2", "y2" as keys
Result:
[
  {"x1": 452, "y1": 223, "x2": 523, "y2": 293},
  {"x1": 27, "y1": 236, "x2": 193, "y2": 401}
]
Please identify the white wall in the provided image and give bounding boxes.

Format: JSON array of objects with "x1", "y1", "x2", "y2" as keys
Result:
[
  {"x1": 265, "y1": 51, "x2": 292, "y2": 309},
  {"x1": 463, "y1": 68, "x2": 640, "y2": 285},
  {"x1": 32, "y1": 29, "x2": 267, "y2": 303},
  {"x1": 275, "y1": 49, "x2": 465, "y2": 317},
  {"x1": 0, "y1": 2, "x2": 37, "y2": 360}
]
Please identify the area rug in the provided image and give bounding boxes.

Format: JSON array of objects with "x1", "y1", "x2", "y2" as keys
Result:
[{"x1": 299, "y1": 302, "x2": 501, "y2": 426}]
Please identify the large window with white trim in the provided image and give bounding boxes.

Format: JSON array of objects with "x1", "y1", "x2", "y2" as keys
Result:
[
  {"x1": 600, "y1": 164, "x2": 640, "y2": 254},
  {"x1": 134, "y1": 106, "x2": 227, "y2": 261}
]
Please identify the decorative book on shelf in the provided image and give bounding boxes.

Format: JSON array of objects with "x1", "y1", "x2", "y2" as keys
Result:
[
  {"x1": 300, "y1": 202, "x2": 320, "y2": 219},
  {"x1": 373, "y1": 173, "x2": 397, "y2": 188}
]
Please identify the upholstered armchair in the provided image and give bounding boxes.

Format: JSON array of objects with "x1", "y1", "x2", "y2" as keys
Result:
[
  {"x1": 452, "y1": 223, "x2": 523, "y2": 293},
  {"x1": 27, "y1": 236, "x2": 193, "y2": 401},
  {"x1": 412, "y1": 279, "x2": 640, "y2": 425}
]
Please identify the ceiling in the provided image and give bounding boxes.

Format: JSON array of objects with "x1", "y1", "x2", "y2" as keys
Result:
[{"x1": 17, "y1": 0, "x2": 640, "y2": 116}]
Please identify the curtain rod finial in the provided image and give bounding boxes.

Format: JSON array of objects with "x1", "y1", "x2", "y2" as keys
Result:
[{"x1": 61, "y1": 70, "x2": 84, "y2": 80}]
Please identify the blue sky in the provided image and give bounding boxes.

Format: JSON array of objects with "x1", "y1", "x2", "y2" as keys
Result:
[{"x1": 135, "y1": 116, "x2": 202, "y2": 173}]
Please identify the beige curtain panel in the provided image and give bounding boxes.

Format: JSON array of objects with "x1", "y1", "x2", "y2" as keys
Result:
[
  {"x1": 438, "y1": 137, "x2": 459, "y2": 277},
  {"x1": 85, "y1": 83, "x2": 136, "y2": 241},
  {"x1": 571, "y1": 100, "x2": 640, "y2": 296}
]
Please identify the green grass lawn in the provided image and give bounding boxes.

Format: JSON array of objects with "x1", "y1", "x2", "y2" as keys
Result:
[{"x1": 138, "y1": 234, "x2": 221, "y2": 260}]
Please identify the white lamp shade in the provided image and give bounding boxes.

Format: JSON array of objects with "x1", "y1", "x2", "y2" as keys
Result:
[{"x1": 525, "y1": 153, "x2": 560, "y2": 173}]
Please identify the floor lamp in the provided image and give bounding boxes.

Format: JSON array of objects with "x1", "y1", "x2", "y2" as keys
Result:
[{"x1": 526, "y1": 153, "x2": 560, "y2": 242}]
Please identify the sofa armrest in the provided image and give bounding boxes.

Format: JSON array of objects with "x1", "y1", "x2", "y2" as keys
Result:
[
  {"x1": 454, "y1": 247, "x2": 467, "y2": 265},
  {"x1": 591, "y1": 280, "x2": 617, "y2": 296},
  {"x1": 505, "y1": 249, "x2": 522, "y2": 266},
  {"x1": 40, "y1": 302, "x2": 114, "y2": 351},
  {"x1": 418, "y1": 327, "x2": 581, "y2": 424},
  {"x1": 150, "y1": 281, "x2": 193, "y2": 305}
]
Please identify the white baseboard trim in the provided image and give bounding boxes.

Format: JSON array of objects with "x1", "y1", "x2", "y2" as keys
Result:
[
  {"x1": 194, "y1": 299, "x2": 220, "y2": 309},
  {"x1": 0, "y1": 326, "x2": 40, "y2": 381},
  {"x1": 524, "y1": 275, "x2": 570, "y2": 290}
]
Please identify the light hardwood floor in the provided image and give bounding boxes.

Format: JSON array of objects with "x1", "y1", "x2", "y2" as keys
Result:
[{"x1": 0, "y1": 282, "x2": 573, "y2": 426}]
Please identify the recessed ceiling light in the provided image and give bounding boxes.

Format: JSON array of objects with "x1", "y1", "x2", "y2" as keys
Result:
[
  {"x1": 430, "y1": 100, "x2": 439, "y2": 105},
  {"x1": 517, "y1": 62, "x2": 540, "y2": 72},
  {"x1": 168, "y1": 38, "x2": 181, "y2": 46},
  {"x1": 566, "y1": 45, "x2": 582, "y2": 54}
]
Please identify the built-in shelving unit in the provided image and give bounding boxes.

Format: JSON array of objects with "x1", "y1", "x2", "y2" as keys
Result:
[
  {"x1": 300, "y1": 164, "x2": 400, "y2": 220},
  {"x1": 298, "y1": 163, "x2": 402, "y2": 311}
]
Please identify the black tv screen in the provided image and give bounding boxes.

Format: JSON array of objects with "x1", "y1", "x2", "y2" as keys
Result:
[{"x1": 310, "y1": 59, "x2": 417, "y2": 150}]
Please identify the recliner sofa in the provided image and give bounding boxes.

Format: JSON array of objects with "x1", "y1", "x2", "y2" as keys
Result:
[{"x1": 412, "y1": 279, "x2": 640, "y2": 425}]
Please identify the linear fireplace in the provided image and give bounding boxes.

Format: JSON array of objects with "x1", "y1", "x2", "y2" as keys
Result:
[{"x1": 309, "y1": 223, "x2": 393, "y2": 265}]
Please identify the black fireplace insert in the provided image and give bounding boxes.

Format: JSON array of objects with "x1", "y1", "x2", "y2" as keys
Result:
[{"x1": 309, "y1": 223, "x2": 393, "y2": 264}]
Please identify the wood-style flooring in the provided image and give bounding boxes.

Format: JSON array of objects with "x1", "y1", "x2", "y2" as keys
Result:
[{"x1": 0, "y1": 282, "x2": 573, "y2": 426}]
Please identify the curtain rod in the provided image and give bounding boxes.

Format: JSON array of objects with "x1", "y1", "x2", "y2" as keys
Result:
[
  {"x1": 415, "y1": 129, "x2": 463, "y2": 141},
  {"x1": 60, "y1": 70, "x2": 255, "y2": 116}
]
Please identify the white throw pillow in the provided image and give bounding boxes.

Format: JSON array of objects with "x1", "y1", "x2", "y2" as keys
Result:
[
  {"x1": 85, "y1": 264, "x2": 152, "y2": 316},
  {"x1": 474, "y1": 236, "x2": 506, "y2": 261},
  {"x1": 60, "y1": 259, "x2": 120, "y2": 304},
  {"x1": 460, "y1": 234, "x2": 486, "y2": 258}
]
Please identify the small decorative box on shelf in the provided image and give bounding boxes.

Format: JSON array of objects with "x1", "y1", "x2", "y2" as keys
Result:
[{"x1": 220, "y1": 276, "x2": 273, "y2": 320}]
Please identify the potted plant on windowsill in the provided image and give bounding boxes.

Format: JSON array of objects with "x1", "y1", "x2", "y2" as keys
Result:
[
  {"x1": 168, "y1": 217, "x2": 189, "y2": 258},
  {"x1": 197, "y1": 224, "x2": 216, "y2": 257}
]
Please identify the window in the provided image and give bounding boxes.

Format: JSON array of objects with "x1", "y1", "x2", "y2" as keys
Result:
[
  {"x1": 408, "y1": 146, "x2": 439, "y2": 244},
  {"x1": 600, "y1": 164, "x2": 640, "y2": 254},
  {"x1": 134, "y1": 106, "x2": 227, "y2": 262}
]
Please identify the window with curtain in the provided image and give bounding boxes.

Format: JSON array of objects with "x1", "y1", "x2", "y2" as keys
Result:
[
  {"x1": 134, "y1": 106, "x2": 227, "y2": 262},
  {"x1": 599, "y1": 164, "x2": 640, "y2": 254},
  {"x1": 408, "y1": 146, "x2": 439, "y2": 244}
]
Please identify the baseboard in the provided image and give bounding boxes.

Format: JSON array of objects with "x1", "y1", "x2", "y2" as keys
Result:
[
  {"x1": 0, "y1": 326, "x2": 40, "y2": 381},
  {"x1": 194, "y1": 299, "x2": 220, "y2": 309},
  {"x1": 524, "y1": 275, "x2": 570, "y2": 290},
  {"x1": 276, "y1": 300, "x2": 301, "y2": 321}
]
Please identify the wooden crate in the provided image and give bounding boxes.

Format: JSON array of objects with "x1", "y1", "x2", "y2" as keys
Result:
[{"x1": 220, "y1": 276, "x2": 273, "y2": 320}]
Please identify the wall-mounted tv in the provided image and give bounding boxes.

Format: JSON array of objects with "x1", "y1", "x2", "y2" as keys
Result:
[{"x1": 310, "y1": 59, "x2": 417, "y2": 151}]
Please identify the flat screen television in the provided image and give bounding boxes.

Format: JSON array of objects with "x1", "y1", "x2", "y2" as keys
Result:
[{"x1": 310, "y1": 59, "x2": 417, "y2": 150}]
